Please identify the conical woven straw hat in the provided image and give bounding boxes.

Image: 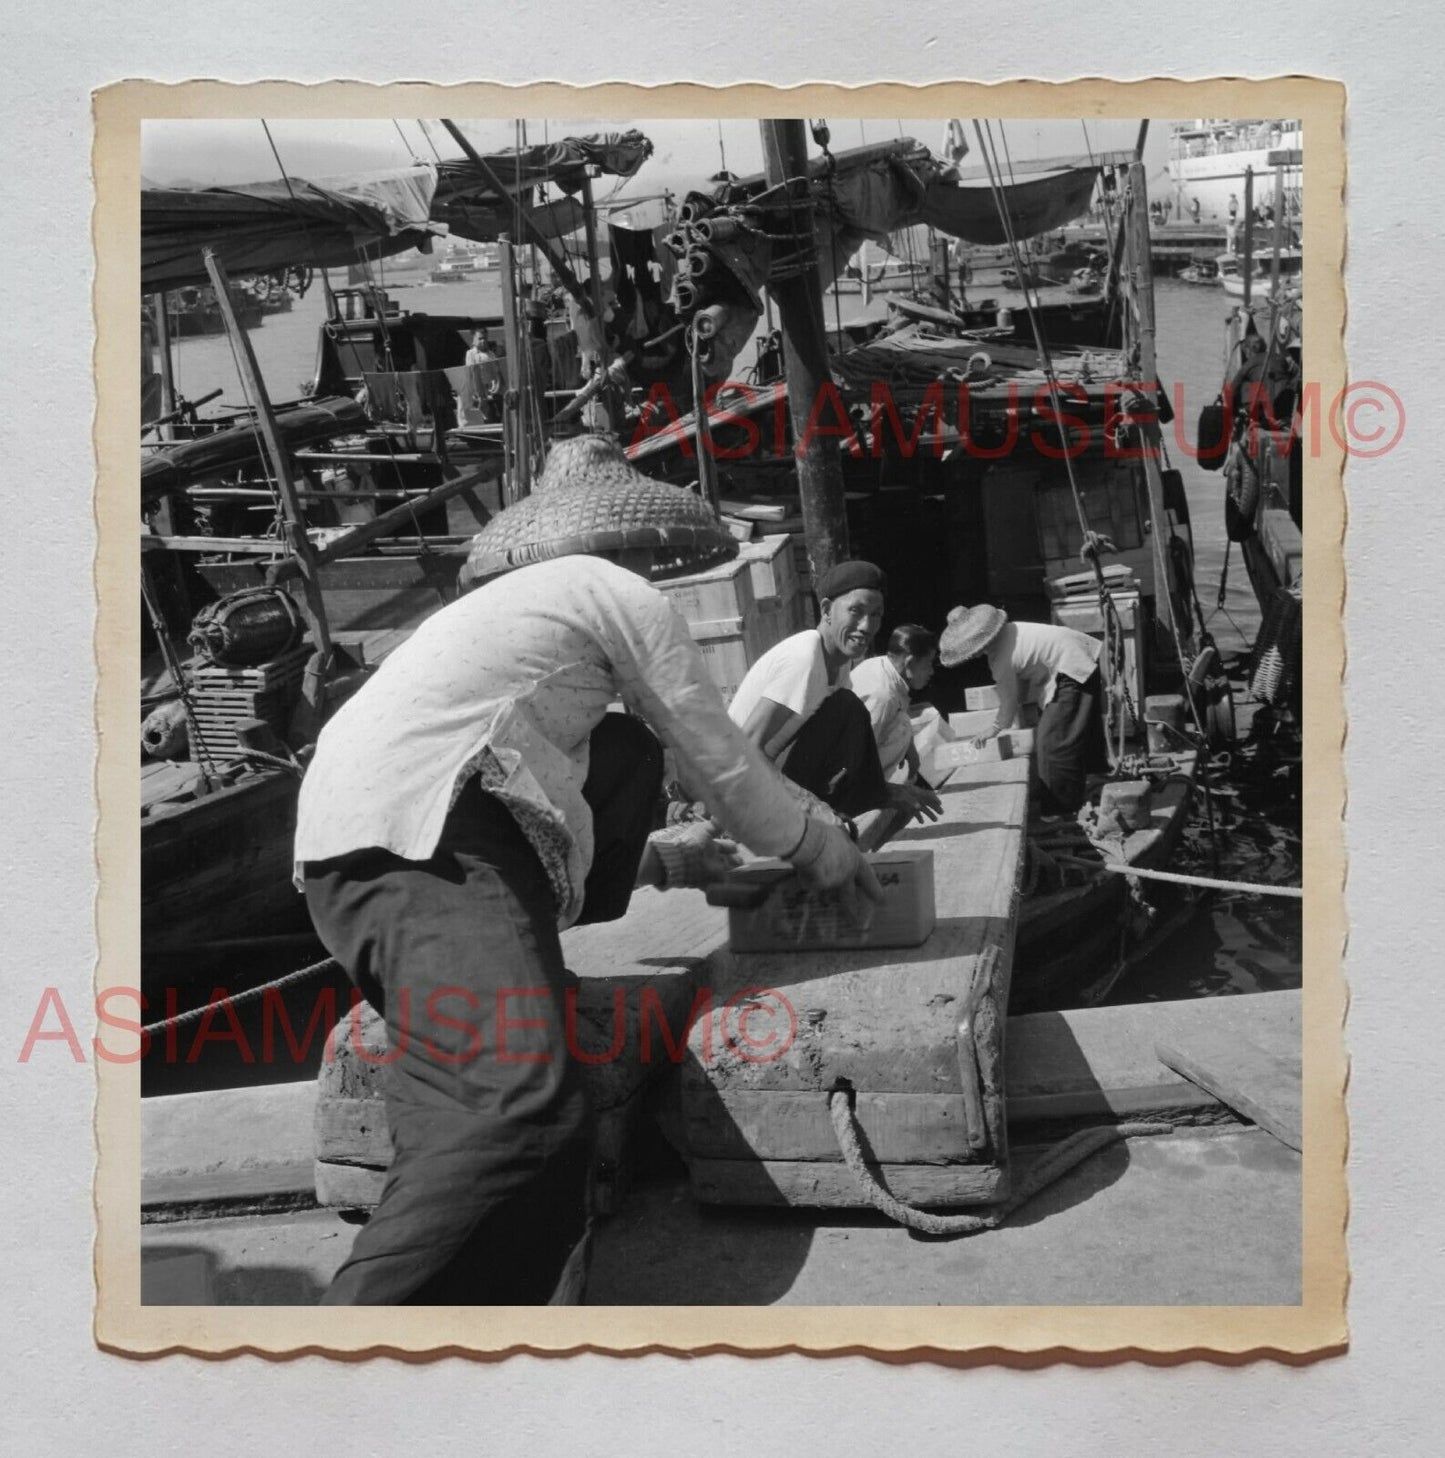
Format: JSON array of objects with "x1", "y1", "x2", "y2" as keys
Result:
[
  {"x1": 938, "y1": 604, "x2": 1008, "y2": 666},
  {"x1": 460, "y1": 435, "x2": 738, "y2": 589}
]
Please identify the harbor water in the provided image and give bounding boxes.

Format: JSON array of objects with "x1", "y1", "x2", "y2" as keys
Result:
[{"x1": 148, "y1": 268, "x2": 1301, "y2": 1098}]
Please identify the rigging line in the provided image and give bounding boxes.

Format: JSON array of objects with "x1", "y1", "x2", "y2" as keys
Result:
[
  {"x1": 716, "y1": 120, "x2": 728, "y2": 176},
  {"x1": 392, "y1": 118, "x2": 420, "y2": 164},
  {"x1": 415, "y1": 118, "x2": 445, "y2": 164},
  {"x1": 260, "y1": 119, "x2": 299, "y2": 204},
  {"x1": 996, "y1": 120, "x2": 1026, "y2": 258},
  {"x1": 973, "y1": 119, "x2": 1133, "y2": 763},
  {"x1": 973, "y1": 121, "x2": 1095, "y2": 552}
]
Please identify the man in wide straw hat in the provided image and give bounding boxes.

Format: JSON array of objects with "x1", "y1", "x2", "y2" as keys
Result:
[
  {"x1": 295, "y1": 435, "x2": 882, "y2": 1305},
  {"x1": 727, "y1": 558, "x2": 942, "y2": 830},
  {"x1": 938, "y1": 604, "x2": 1108, "y2": 816}
]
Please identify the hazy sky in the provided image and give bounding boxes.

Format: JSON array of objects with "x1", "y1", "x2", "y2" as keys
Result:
[{"x1": 141, "y1": 115, "x2": 1173, "y2": 194}]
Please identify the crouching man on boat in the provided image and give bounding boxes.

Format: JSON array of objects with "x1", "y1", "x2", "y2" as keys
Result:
[
  {"x1": 938, "y1": 605, "x2": 1108, "y2": 816},
  {"x1": 725, "y1": 559, "x2": 942, "y2": 831},
  {"x1": 294, "y1": 436, "x2": 882, "y2": 1306},
  {"x1": 849, "y1": 623, "x2": 940, "y2": 787}
]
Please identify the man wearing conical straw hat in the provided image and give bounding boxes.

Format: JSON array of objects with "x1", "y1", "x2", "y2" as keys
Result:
[
  {"x1": 938, "y1": 604, "x2": 1108, "y2": 816},
  {"x1": 294, "y1": 436, "x2": 882, "y2": 1306}
]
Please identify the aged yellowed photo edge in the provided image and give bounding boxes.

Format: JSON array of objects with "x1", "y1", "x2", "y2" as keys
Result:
[{"x1": 94, "y1": 76, "x2": 1348, "y2": 1358}]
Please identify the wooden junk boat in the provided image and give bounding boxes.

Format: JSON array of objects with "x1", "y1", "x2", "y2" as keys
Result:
[
  {"x1": 140, "y1": 128, "x2": 657, "y2": 980},
  {"x1": 141, "y1": 123, "x2": 1223, "y2": 1024},
  {"x1": 627, "y1": 142, "x2": 1224, "y2": 1011},
  {"x1": 307, "y1": 125, "x2": 1242, "y2": 1224}
]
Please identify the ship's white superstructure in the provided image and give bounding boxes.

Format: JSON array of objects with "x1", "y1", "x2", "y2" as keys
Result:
[{"x1": 1166, "y1": 119, "x2": 1302, "y2": 222}]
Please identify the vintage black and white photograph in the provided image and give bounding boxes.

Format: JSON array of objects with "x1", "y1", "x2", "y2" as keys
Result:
[{"x1": 100, "y1": 85, "x2": 1343, "y2": 1347}]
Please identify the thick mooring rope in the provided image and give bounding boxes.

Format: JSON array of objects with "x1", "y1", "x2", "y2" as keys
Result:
[
  {"x1": 141, "y1": 956, "x2": 338, "y2": 1039},
  {"x1": 828, "y1": 1090, "x2": 1174, "y2": 1236}
]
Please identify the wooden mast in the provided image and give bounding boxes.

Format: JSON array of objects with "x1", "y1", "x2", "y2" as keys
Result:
[
  {"x1": 578, "y1": 170, "x2": 617, "y2": 432},
  {"x1": 203, "y1": 249, "x2": 334, "y2": 707},
  {"x1": 758, "y1": 119, "x2": 849, "y2": 579},
  {"x1": 497, "y1": 235, "x2": 531, "y2": 503},
  {"x1": 1242, "y1": 166, "x2": 1255, "y2": 310},
  {"x1": 150, "y1": 294, "x2": 176, "y2": 436}
]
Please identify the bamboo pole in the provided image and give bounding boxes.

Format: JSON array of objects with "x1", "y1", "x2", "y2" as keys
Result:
[
  {"x1": 1242, "y1": 166, "x2": 1255, "y2": 310},
  {"x1": 497, "y1": 236, "x2": 530, "y2": 503},
  {"x1": 579, "y1": 171, "x2": 616, "y2": 431},
  {"x1": 203, "y1": 249, "x2": 334, "y2": 681},
  {"x1": 151, "y1": 294, "x2": 176, "y2": 437},
  {"x1": 759, "y1": 119, "x2": 849, "y2": 579}
]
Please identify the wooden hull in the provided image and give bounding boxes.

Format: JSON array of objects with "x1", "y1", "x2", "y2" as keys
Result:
[
  {"x1": 1011, "y1": 753, "x2": 1199, "y2": 1013},
  {"x1": 142, "y1": 767, "x2": 307, "y2": 970}
]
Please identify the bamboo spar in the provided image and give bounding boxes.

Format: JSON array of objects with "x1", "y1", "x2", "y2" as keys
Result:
[
  {"x1": 202, "y1": 250, "x2": 334, "y2": 680},
  {"x1": 1242, "y1": 167, "x2": 1255, "y2": 310}
]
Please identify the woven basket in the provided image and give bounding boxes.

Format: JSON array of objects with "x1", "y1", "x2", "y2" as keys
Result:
[{"x1": 461, "y1": 435, "x2": 738, "y2": 589}]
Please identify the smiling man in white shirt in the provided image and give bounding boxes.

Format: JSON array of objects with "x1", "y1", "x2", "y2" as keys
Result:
[
  {"x1": 727, "y1": 560, "x2": 941, "y2": 829},
  {"x1": 296, "y1": 436, "x2": 881, "y2": 1305}
]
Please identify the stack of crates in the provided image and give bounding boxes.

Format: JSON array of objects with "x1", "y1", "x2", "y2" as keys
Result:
[
  {"x1": 659, "y1": 536, "x2": 812, "y2": 706},
  {"x1": 185, "y1": 644, "x2": 310, "y2": 759},
  {"x1": 737, "y1": 534, "x2": 809, "y2": 645},
  {"x1": 1046, "y1": 566, "x2": 1147, "y2": 735}
]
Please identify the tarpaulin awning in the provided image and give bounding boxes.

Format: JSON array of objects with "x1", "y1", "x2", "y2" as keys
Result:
[
  {"x1": 142, "y1": 167, "x2": 439, "y2": 291},
  {"x1": 726, "y1": 136, "x2": 1104, "y2": 247},
  {"x1": 141, "y1": 132, "x2": 654, "y2": 290},
  {"x1": 917, "y1": 168, "x2": 1102, "y2": 246},
  {"x1": 431, "y1": 131, "x2": 653, "y2": 242}
]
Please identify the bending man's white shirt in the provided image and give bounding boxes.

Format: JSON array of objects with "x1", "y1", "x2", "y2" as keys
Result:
[
  {"x1": 294, "y1": 554, "x2": 805, "y2": 929},
  {"x1": 985, "y1": 620, "x2": 1102, "y2": 734}
]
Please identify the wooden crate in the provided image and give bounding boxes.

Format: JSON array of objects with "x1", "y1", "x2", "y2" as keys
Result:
[
  {"x1": 657, "y1": 554, "x2": 758, "y2": 624},
  {"x1": 686, "y1": 611, "x2": 780, "y2": 707},
  {"x1": 1050, "y1": 585, "x2": 1146, "y2": 733},
  {"x1": 187, "y1": 643, "x2": 310, "y2": 691},
  {"x1": 185, "y1": 645, "x2": 309, "y2": 760},
  {"x1": 722, "y1": 850, "x2": 936, "y2": 953},
  {"x1": 737, "y1": 534, "x2": 799, "y2": 606}
]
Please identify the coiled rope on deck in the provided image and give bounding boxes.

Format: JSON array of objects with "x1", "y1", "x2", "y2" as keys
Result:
[{"x1": 828, "y1": 1092, "x2": 1175, "y2": 1236}]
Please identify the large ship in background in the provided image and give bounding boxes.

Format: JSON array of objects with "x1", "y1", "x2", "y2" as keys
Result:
[{"x1": 1166, "y1": 119, "x2": 1302, "y2": 220}]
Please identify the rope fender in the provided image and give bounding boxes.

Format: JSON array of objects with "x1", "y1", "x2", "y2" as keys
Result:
[{"x1": 827, "y1": 1090, "x2": 1174, "y2": 1236}]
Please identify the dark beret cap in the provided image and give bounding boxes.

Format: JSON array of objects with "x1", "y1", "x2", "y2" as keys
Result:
[{"x1": 816, "y1": 559, "x2": 888, "y2": 601}]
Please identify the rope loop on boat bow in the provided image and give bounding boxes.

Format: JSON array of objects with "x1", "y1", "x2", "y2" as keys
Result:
[{"x1": 827, "y1": 1090, "x2": 1174, "y2": 1236}]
